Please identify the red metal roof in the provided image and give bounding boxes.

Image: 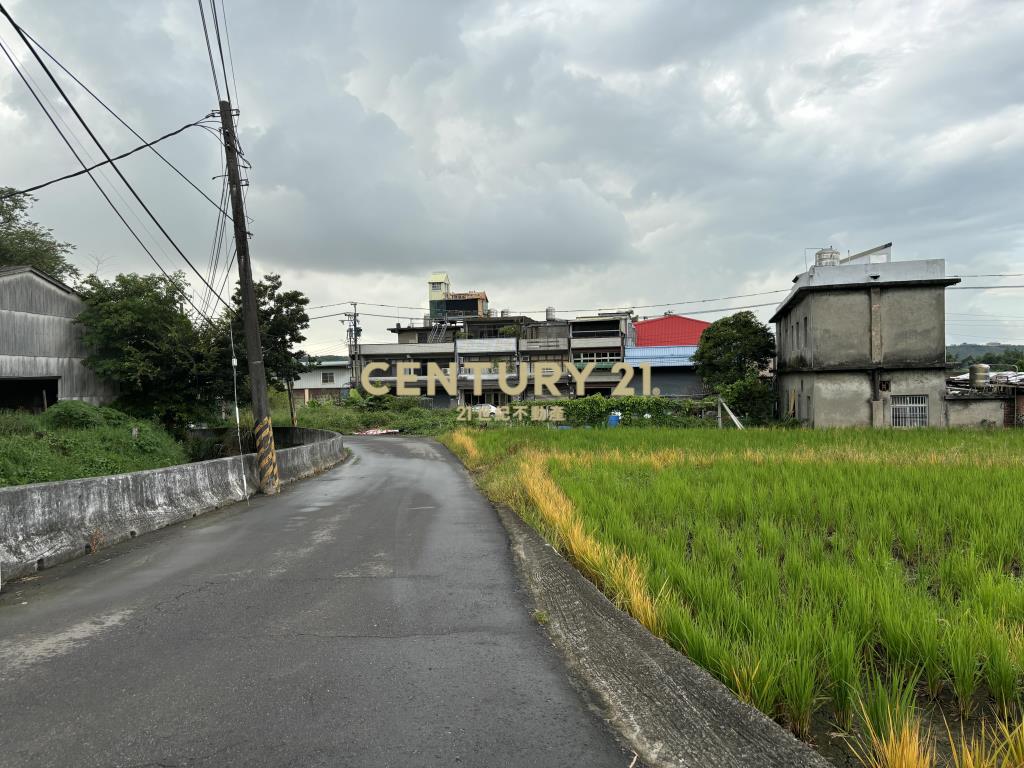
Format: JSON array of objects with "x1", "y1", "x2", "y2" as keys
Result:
[{"x1": 634, "y1": 314, "x2": 710, "y2": 346}]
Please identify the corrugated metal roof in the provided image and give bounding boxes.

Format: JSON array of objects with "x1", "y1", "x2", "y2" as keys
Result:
[
  {"x1": 634, "y1": 315, "x2": 709, "y2": 346},
  {"x1": 625, "y1": 344, "x2": 698, "y2": 368}
]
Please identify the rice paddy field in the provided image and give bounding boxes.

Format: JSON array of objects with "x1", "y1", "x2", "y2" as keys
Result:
[{"x1": 442, "y1": 427, "x2": 1024, "y2": 767}]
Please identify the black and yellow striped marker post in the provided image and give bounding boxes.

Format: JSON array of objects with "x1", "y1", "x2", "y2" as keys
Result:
[{"x1": 254, "y1": 416, "x2": 280, "y2": 494}]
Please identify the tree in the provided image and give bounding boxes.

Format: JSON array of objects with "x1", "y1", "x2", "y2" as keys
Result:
[
  {"x1": 694, "y1": 311, "x2": 775, "y2": 389},
  {"x1": 77, "y1": 272, "x2": 209, "y2": 432},
  {"x1": 694, "y1": 311, "x2": 776, "y2": 423},
  {"x1": 223, "y1": 274, "x2": 314, "y2": 425},
  {"x1": 0, "y1": 189, "x2": 80, "y2": 283}
]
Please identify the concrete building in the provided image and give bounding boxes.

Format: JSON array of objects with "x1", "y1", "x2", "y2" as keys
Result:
[
  {"x1": 568, "y1": 313, "x2": 634, "y2": 396},
  {"x1": 357, "y1": 307, "x2": 642, "y2": 406},
  {"x1": 427, "y1": 271, "x2": 488, "y2": 319},
  {"x1": 291, "y1": 356, "x2": 351, "y2": 404},
  {"x1": 771, "y1": 248, "x2": 960, "y2": 427},
  {"x1": 0, "y1": 266, "x2": 116, "y2": 410},
  {"x1": 626, "y1": 313, "x2": 710, "y2": 397}
]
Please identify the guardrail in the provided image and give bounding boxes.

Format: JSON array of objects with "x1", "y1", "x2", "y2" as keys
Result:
[{"x1": 0, "y1": 427, "x2": 345, "y2": 587}]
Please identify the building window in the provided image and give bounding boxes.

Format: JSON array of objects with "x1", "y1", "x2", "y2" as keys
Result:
[
  {"x1": 891, "y1": 395, "x2": 928, "y2": 427},
  {"x1": 322, "y1": 371, "x2": 335, "y2": 384},
  {"x1": 573, "y1": 351, "x2": 619, "y2": 363},
  {"x1": 429, "y1": 282, "x2": 445, "y2": 291},
  {"x1": 803, "y1": 316, "x2": 808, "y2": 348}
]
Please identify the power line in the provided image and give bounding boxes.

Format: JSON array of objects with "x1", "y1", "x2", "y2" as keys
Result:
[
  {"x1": 218, "y1": 0, "x2": 241, "y2": 111},
  {"x1": 207, "y1": 0, "x2": 232, "y2": 105},
  {"x1": 1, "y1": 3, "x2": 231, "y2": 310},
  {"x1": 196, "y1": 0, "x2": 222, "y2": 101},
  {"x1": 19, "y1": 27, "x2": 232, "y2": 220},
  {"x1": 0, "y1": 35, "x2": 215, "y2": 328},
  {"x1": 0, "y1": 118, "x2": 216, "y2": 199}
]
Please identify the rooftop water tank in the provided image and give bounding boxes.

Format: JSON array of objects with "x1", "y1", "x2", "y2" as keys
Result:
[
  {"x1": 815, "y1": 247, "x2": 841, "y2": 267},
  {"x1": 546, "y1": 306, "x2": 556, "y2": 321},
  {"x1": 969, "y1": 363, "x2": 990, "y2": 389}
]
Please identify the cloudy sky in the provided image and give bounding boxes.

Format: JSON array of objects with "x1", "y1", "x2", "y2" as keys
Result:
[{"x1": 1, "y1": 0, "x2": 1022, "y2": 351}]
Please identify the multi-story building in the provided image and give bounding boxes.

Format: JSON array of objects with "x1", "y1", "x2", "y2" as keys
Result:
[
  {"x1": 427, "y1": 271, "x2": 488, "y2": 319},
  {"x1": 568, "y1": 313, "x2": 634, "y2": 396},
  {"x1": 771, "y1": 247, "x2": 960, "y2": 427},
  {"x1": 291, "y1": 356, "x2": 351, "y2": 404},
  {"x1": 625, "y1": 313, "x2": 710, "y2": 397}
]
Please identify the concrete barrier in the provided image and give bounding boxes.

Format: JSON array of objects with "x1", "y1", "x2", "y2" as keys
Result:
[{"x1": 0, "y1": 427, "x2": 345, "y2": 585}]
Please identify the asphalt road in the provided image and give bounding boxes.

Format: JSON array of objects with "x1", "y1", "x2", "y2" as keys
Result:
[{"x1": 0, "y1": 437, "x2": 634, "y2": 767}]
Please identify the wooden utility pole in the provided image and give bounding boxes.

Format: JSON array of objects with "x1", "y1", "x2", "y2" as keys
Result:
[{"x1": 219, "y1": 99, "x2": 279, "y2": 494}]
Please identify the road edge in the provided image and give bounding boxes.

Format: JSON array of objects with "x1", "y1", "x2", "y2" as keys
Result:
[{"x1": 485, "y1": 493, "x2": 835, "y2": 768}]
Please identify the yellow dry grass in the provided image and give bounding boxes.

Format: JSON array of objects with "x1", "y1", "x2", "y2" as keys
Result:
[
  {"x1": 518, "y1": 449, "x2": 664, "y2": 636},
  {"x1": 849, "y1": 710, "x2": 936, "y2": 768},
  {"x1": 448, "y1": 430, "x2": 481, "y2": 466}
]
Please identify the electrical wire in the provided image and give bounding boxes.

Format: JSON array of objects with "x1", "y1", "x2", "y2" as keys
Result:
[
  {"x1": 196, "y1": 0, "x2": 222, "y2": 101},
  {"x1": 218, "y1": 0, "x2": 241, "y2": 112},
  {"x1": 1, "y1": 3, "x2": 231, "y2": 310},
  {"x1": 1, "y1": 118, "x2": 217, "y2": 199},
  {"x1": 208, "y1": 0, "x2": 231, "y2": 105},
  {"x1": 0, "y1": 34, "x2": 216, "y2": 329},
  {"x1": 19, "y1": 27, "x2": 232, "y2": 220}
]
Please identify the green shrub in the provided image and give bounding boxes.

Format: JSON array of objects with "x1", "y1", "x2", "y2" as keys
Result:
[
  {"x1": 42, "y1": 400, "x2": 105, "y2": 429},
  {"x1": 0, "y1": 405, "x2": 188, "y2": 487}
]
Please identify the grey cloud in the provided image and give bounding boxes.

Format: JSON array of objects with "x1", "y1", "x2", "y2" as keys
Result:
[{"x1": 1, "y1": 0, "x2": 1022, "y2": 346}]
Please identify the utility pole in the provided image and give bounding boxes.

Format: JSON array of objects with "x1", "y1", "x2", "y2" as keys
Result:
[
  {"x1": 219, "y1": 99, "x2": 279, "y2": 495},
  {"x1": 345, "y1": 302, "x2": 361, "y2": 391}
]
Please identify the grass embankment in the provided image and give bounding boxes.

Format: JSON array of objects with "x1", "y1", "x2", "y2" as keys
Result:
[
  {"x1": 0, "y1": 401, "x2": 187, "y2": 487},
  {"x1": 442, "y1": 427, "x2": 1024, "y2": 766}
]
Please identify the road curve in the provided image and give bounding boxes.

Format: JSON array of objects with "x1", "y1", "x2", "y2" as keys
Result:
[{"x1": 0, "y1": 437, "x2": 634, "y2": 767}]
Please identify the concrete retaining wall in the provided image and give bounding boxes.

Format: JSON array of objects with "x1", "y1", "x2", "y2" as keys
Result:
[{"x1": 0, "y1": 428, "x2": 345, "y2": 585}]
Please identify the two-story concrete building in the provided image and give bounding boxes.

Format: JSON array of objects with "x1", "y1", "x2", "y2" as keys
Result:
[{"x1": 771, "y1": 248, "x2": 960, "y2": 427}]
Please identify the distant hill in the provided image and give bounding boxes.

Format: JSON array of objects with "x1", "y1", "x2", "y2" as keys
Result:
[
  {"x1": 947, "y1": 343, "x2": 1024, "y2": 368},
  {"x1": 947, "y1": 343, "x2": 1024, "y2": 358}
]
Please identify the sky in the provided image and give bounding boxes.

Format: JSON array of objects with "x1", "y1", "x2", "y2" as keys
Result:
[{"x1": 1, "y1": 0, "x2": 1022, "y2": 352}]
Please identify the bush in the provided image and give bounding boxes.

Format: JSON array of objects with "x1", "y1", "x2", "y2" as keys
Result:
[
  {"x1": 0, "y1": 405, "x2": 188, "y2": 487},
  {"x1": 41, "y1": 400, "x2": 105, "y2": 429}
]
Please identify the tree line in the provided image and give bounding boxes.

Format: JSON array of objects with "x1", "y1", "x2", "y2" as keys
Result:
[
  {"x1": 2, "y1": 188, "x2": 314, "y2": 433},
  {"x1": 4, "y1": 186, "x2": 779, "y2": 426}
]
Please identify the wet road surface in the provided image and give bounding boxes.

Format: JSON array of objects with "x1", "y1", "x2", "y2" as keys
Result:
[{"x1": 0, "y1": 436, "x2": 633, "y2": 767}]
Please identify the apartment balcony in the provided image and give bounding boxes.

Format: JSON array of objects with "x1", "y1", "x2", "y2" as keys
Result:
[
  {"x1": 455, "y1": 338, "x2": 517, "y2": 354},
  {"x1": 520, "y1": 338, "x2": 568, "y2": 351},
  {"x1": 571, "y1": 336, "x2": 623, "y2": 350},
  {"x1": 359, "y1": 342, "x2": 454, "y2": 356}
]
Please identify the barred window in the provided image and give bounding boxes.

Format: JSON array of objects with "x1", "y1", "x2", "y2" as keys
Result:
[{"x1": 891, "y1": 395, "x2": 928, "y2": 427}]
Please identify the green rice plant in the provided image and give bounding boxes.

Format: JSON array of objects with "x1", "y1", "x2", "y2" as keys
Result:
[
  {"x1": 780, "y1": 625, "x2": 820, "y2": 739},
  {"x1": 825, "y1": 627, "x2": 863, "y2": 730},
  {"x1": 444, "y1": 426, "x2": 1024, "y2": 759},
  {"x1": 860, "y1": 668, "x2": 921, "y2": 741},
  {"x1": 947, "y1": 618, "x2": 984, "y2": 718},
  {"x1": 983, "y1": 625, "x2": 1019, "y2": 719},
  {"x1": 728, "y1": 642, "x2": 783, "y2": 717}
]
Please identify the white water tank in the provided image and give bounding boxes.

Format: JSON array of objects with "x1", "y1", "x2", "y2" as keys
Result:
[
  {"x1": 815, "y1": 247, "x2": 841, "y2": 266},
  {"x1": 546, "y1": 306, "x2": 556, "y2": 321},
  {"x1": 970, "y1": 363, "x2": 991, "y2": 389}
]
